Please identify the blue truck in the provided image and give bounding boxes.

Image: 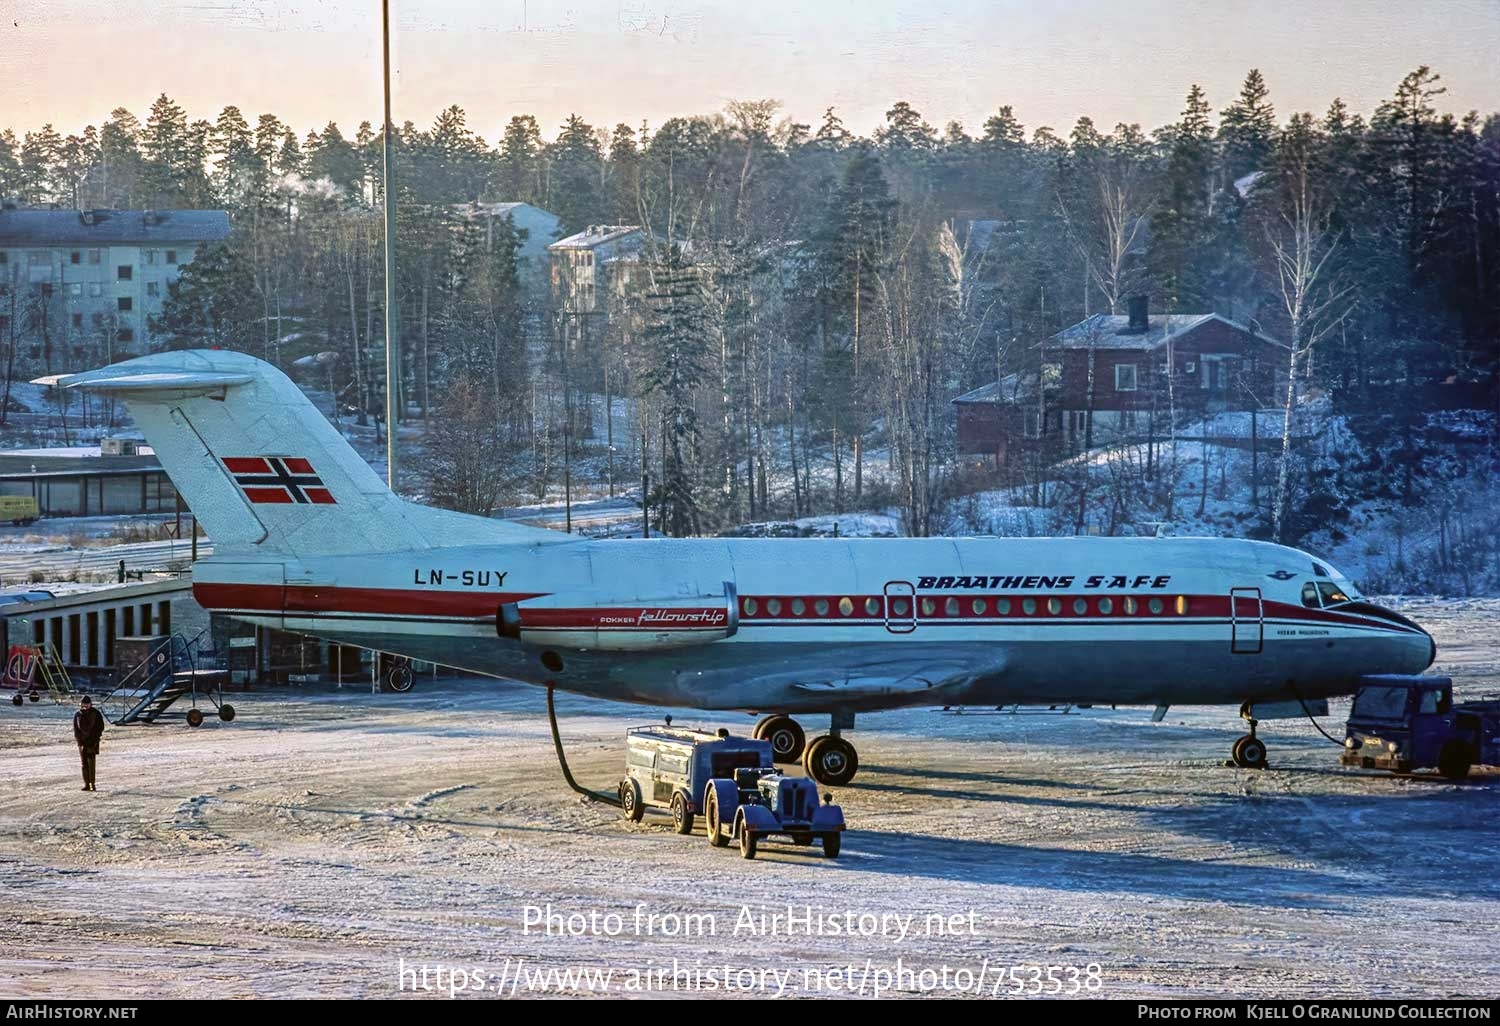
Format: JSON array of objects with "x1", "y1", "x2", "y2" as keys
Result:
[
  {"x1": 1341, "y1": 675, "x2": 1500, "y2": 780},
  {"x1": 618, "y1": 723, "x2": 846, "y2": 858}
]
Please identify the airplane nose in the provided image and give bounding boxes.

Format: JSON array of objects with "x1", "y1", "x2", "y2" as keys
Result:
[{"x1": 1364, "y1": 602, "x2": 1436, "y2": 670}]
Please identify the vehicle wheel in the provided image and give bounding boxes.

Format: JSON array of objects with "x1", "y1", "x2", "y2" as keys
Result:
[
  {"x1": 386, "y1": 662, "x2": 414, "y2": 693},
  {"x1": 1231, "y1": 734, "x2": 1267, "y2": 770},
  {"x1": 27, "y1": 689, "x2": 40, "y2": 703},
  {"x1": 1438, "y1": 741, "x2": 1472, "y2": 781},
  {"x1": 739, "y1": 827, "x2": 757, "y2": 860},
  {"x1": 671, "y1": 792, "x2": 694, "y2": 835},
  {"x1": 803, "y1": 735, "x2": 859, "y2": 786},
  {"x1": 186, "y1": 708, "x2": 204, "y2": 728},
  {"x1": 705, "y1": 789, "x2": 729, "y2": 847},
  {"x1": 10, "y1": 693, "x2": 21, "y2": 706},
  {"x1": 218, "y1": 704, "x2": 236, "y2": 722},
  {"x1": 790, "y1": 832, "x2": 813, "y2": 846},
  {"x1": 822, "y1": 833, "x2": 841, "y2": 859},
  {"x1": 619, "y1": 779, "x2": 644, "y2": 822},
  {"x1": 755, "y1": 715, "x2": 806, "y2": 764}
]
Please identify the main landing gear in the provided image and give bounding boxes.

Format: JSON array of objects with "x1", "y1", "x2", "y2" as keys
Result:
[
  {"x1": 753, "y1": 713, "x2": 859, "y2": 786},
  {"x1": 1231, "y1": 703, "x2": 1269, "y2": 770}
]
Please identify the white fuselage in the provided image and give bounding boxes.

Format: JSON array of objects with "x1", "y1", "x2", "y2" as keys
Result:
[{"x1": 192, "y1": 535, "x2": 1434, "y2": 713}]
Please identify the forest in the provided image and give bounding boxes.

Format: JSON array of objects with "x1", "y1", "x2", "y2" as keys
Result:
[{"x1": 1, "y1": 67, "x2": 1496, "y2": 583}]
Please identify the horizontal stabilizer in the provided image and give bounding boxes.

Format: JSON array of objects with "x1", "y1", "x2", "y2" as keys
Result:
[{"x1": 37, "y1": 355, "x2": 257, "y2": 395}]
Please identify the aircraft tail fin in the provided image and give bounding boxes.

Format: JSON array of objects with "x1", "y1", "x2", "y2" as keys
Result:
[{"x1": 41, "y1": 350, "x2": 560, "y2": 557}]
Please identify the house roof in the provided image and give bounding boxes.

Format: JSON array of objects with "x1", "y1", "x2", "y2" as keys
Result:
[
  {"x1": 0, "y1": 209, "x2": 232, "y2": 247},
  {"x1": 1046, "y1": 312, "x2": 1287, "y2": 351},
  {"x1": 0, "y1": 453, "x2": 163, "y2": 479},
  {"x1": 952, "y1": 365, "x2": 1060, "y2": 405},
  {"x1": 547, "y1": 225, "x2": 643, "y2": 250}
]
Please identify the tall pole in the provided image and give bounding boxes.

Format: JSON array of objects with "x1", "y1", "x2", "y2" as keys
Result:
[{"x1": 381, "y1": 0, "x2": 400, "y2": 489}]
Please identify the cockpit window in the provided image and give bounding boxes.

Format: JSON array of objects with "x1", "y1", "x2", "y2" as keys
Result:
[
  {"x1": 1301, "y1": 582, "x2": 1321, "y2": 608},
  {"x1": 1316, "y1": 582, "x2": 1350, "y2": 607}
]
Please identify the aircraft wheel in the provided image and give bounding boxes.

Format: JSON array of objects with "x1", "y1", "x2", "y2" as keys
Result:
[
  {"x1": 27, "y1": 689, "x2": 39, "y2": 703},
  {"x1": 386, "y1": 662, "x2": 414, "y2": 693},
  {"x1": 804, "y1": 735, "x2": 859, "y2": 786},
  {"x1": 754, "y1": 715, "x2": 805, "y2": 764},
  {"x1": 619, "y1": 779, "x2": 644, "y2": 822},
  {"x1": 186, "y1": 708, "x2": 205, "y2": 728},
  {"x1": 1231, "y1": 734, "x2": 1267, "y2": 769},
  {"x1": 670, "y1": 791, "x2": 694, "y2": 835},
  {"x1": 1438, "y1": 741, "x2": 1472, "y2": 781},
  {"x1": 218, "y1": 704, "x2": 236, "y2": 722},
  {"x1": 10, "y1": 693, "x2": 21, "y2": 706},
  {"x1": 822, "y1": 833, "x2": 841, "y2": 859}
]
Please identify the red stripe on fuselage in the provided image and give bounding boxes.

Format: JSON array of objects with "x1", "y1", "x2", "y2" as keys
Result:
[
  {"x1": 191, "y1": 582, "x2": 1413, "y2": 636},
  {"x1": 192, "y1": 582, "x2": 540, "y2": 620}
]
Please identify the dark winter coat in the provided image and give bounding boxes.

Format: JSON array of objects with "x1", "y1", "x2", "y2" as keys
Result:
[{"x1": 73, "y1": 707, "x2": 105, "y2": 754}]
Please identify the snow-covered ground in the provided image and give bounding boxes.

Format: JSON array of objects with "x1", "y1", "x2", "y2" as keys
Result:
[{"x1": 1, "y1": 598, "x2": 1494, "y2": 999}]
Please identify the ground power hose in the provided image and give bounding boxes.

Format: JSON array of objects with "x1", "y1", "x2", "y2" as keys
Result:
[
  {"x1": 1289, "y1": 681, "x2": 1349, "y2": 747},
  {"x1": 546, "y1": 686, "x2": 623, "y2": 807}
]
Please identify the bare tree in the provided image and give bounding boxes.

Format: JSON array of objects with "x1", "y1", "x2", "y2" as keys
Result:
[{"x1": 1260, "y1": 114, "x2": 1352, "y2": 541}]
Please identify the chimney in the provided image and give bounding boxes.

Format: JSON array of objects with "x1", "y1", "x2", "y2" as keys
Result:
[{"x1": 1127, "y1": 295, "x2": 1150, "y2": 333}]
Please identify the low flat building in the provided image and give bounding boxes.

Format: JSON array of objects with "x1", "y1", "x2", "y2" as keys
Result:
[{"x1": 0, "y1": 451, "x2": 178, "y2": 517}]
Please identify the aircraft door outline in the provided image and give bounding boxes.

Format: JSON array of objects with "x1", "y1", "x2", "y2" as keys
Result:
[
  {"x1": 883, "y1": 581, "x2": 916, "y2": 634},
  {"x1": 1230, "y1": 587, "x2": 1264, "y2": 654}
]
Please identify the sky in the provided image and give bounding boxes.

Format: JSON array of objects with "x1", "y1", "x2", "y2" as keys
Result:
[{"x1": 2, "y1": 0, "x2": 1497, "y2": 142}]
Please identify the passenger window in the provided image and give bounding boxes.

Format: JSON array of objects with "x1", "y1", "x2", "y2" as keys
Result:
[
  {"x1": 1301, "y1": 582, "x2": 1321, "y2": 609},
  {"x1": 1317, "y1": 582, "x2": 1350, "y2": 606}
]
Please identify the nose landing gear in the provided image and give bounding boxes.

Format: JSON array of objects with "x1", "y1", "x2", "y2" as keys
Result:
[{"x1": 1231, "y1": 704, "x2": 1269, "y2": 769}]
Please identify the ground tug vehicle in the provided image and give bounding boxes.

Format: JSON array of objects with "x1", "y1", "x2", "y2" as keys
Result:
[
  {"x1": 1342, "y1": 675, "x2": 1500, "y2": 780},
  {"x1": 1, "y1": 496, "x2": 39, "y2": 526},
  {"x1": 618, "y1": 723, "x2": 845, "y2": 859}
]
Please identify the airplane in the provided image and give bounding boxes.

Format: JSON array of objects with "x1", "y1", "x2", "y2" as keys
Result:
[{"x1": 39, "y1": 350, "x2": 1436, "y2": 785}]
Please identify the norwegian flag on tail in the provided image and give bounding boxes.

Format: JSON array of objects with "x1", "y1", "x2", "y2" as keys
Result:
[{"x1": 223, "y1": 457, "x2": 336, "y2": 505}]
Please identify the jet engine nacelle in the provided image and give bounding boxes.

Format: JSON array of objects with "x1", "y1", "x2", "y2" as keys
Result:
[{"x1": 497, "y1": 582, "x2": 739, "y2": 651}]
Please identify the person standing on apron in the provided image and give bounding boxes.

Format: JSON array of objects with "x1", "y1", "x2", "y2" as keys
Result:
[{"x1": 73, "y1": 695, "x2": 105, "y2": 791}]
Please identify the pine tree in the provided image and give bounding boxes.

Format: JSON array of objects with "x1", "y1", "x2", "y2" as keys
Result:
[
  {"x1": 638, "y1": 247, "x2": 708, "y2": 536},
  {"x1": 547, "y1": 115, "x2": 604, "y2": 235},
  {"x1": 1149, "y1": 84, "x2": 1217, "y2": 308},
  {"x1": 1220, "y1": 69, "x2": 1277, "y2": 182}
]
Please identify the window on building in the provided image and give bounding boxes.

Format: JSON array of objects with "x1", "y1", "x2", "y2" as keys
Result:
[
  {"x1": 70, "y1": 251, "x2": 81, "y2": 265},
  {"x1": 0, "y1": 315, "x2": 8, "y2": 332},
  {"x1": 91, "y1": 312, "x2": 104, "y2": 327},
  {"x1": 165, "y1": 250, "x2": 178, "y2": 264},
  {"x1": 147, "y1": 281, "x2": 159, "y2": 298},
  {"x1": 117, "y1": 265, "x2": 133, "y2": 281},
  {"x1": 30, "y1": 250, "x2": 49, "y2": 265},
  {"x1": 117, "y1": 327, "x2": 133, "y2": 343},
  {"x1": 1184, "y1": 360, "x2": 1196, "y2": 374},
  {"x1": 1123, "y1": 409, "x2": 1137, "y2": 431},
  {"x1": 1114, "y1": 363, "x2": 1138, "y2": 392},
  {"x1": 0, "y1": 251, "x2": 7, "y2": 264},
  {"x1": 69, "y1": 283, "x2": 81, "y2": 296},
  {"x1": 71, "y1": 313, "x2": 83, "y2": 329},
  {"x1": 145, "y1": 250, "x2": 158, "y2": 265},
  {"x1": 88, "y1": 249, "x2": 100, "y2": 265},
  {"x1": 1023, "y1": 409, "x2": 1041, "y2": 439},
  {"x1": 117, "y1": 297, "x2": 132, "y2": 312},
  {"x1": 88, "y1": 282, "x2": 101, "y2": 297}
]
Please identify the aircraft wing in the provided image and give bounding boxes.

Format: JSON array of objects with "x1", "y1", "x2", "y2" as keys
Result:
[{"x1": 789, "y1": 660, "x2": 1001, "y2": 700}]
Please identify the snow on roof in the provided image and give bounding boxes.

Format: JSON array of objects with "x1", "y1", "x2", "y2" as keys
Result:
[
  {"x1": 0, "y1": 208, "x2": 232, "y2": 246},
  {"x1": 548, "y1": 225, "x2": 643, "y2": 250},
  {"x1": 952, "y1": 365, "x2": 1059, "y2": 404},
  {"x1": 1047, "y1": 312, "x2": 1287, "y2": 351}
]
